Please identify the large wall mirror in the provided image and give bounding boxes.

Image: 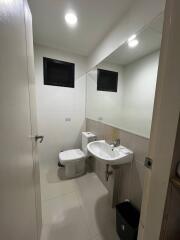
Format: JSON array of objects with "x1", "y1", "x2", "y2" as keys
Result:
[{"x1": 86, "y1": 13, "x2": 164, "y2": 138}]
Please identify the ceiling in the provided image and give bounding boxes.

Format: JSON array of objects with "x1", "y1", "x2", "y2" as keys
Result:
[
  {"x1": 28, "y1": 0, "x2": 135, "y2": 56},
  {"x1": 104, "y1": 14, "x2": 164, "y2": 66}
]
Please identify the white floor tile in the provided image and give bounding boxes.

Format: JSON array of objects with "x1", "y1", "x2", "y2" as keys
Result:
[
  {"x1": 42, "y1": 192, "x2": 81, "y2": 225},
  {"x1": 41, "y1": 221, "x2": 91, "y2": 240},
  {"x1": 93, "y1": 234, "x2": 108, "y2": 240},
  {"x1": 74, "y1": 173, "x2": 118, "y2": 240},
  {"x1": 40, "y1": 167, "x2": 77, "y2": 200},
  {"x1": 41, "y1": 192, "x2": 91, "y2": 240},
  {"x1": 93, "y1": 234, "x2": 120, "y2": 240},
  {"x1": 40, "y1": 170, "x2": 118, "y2": 240}
]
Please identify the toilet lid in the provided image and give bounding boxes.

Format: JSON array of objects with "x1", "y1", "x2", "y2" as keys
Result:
[{"x1": 59, "y1": 149, "x2": 85, "y2": 162}]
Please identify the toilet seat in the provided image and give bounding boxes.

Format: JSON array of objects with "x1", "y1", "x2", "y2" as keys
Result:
[{"x1": 59, "y1": 149, "x2": 85, "y2": 164}]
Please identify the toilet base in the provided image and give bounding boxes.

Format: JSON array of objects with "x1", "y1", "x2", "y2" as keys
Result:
[
  {"x1": 59, "y1": 159, "x2": 85, "y2": 179},
  {"x1": 59, "y1": 148, "x2": 87, "y2": 179}
]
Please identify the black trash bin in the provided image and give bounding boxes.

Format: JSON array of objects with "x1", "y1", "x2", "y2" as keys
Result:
[{"x1": 116, "y1": 201, "x2": 140, "y2": 240}]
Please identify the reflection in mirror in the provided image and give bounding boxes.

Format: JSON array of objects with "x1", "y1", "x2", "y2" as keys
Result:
[{"x1": 86, "y1": 14, "x2": 164, "y2": 138}]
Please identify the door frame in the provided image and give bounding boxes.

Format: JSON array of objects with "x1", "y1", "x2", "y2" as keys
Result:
[{"x1": 138, "y1": 0, "x2": 180, "y2": 239}]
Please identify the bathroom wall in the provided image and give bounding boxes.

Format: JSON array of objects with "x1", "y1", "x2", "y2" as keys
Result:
[
  {"x1": 34, "y1": 44, "x2": 87, "y2": 171},
  {"x1": 86, "y1": 62, "x2": 124, "y2": 125},
  {"x1": 86, "y1": 51, "x2": 159, "y2": 138},
  {"x1": 121, "y1": 51, "x2": 160, "y2": 137},
  {"x1": 86, "y1": 118, "x2": 149, "y2": 210}
]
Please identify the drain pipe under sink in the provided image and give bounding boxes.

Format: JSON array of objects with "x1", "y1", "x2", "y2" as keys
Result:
[{"x1": 105, "y1": 164, "x2": 113, "y2": 181}]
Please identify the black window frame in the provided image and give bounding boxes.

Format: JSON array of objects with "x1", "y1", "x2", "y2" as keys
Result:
[
  {"x1": 43, "y1": 57, "x2": 75, "y2": 88},
  {"x1": 97, "y1": 68, "x2": 118, "y2": 92}
]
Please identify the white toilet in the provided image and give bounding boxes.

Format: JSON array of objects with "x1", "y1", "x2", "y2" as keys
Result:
[{"x1": 59, "y1": 132, "x2": 96, "y2": 178}]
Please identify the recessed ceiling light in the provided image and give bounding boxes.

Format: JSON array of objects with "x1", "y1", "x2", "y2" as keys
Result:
[
  {"x1": 128, "y1": 38, "x2": 139, "y2": 48},
  {"x1": 65, "y1": 12, "x2": 78, "y2": 27}
]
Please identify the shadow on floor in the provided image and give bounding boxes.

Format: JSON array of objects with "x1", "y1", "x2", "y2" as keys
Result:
[
  {"x1": 41, "y1": 206, "x2": 90, "y2": 240},
  {"x1": 95, "y1": 195, "x2": 119, "y2": 240}
]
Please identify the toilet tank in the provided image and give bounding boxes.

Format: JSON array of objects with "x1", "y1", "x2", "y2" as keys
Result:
[{"x1": 82, "y1": 132, "x2": 96, "y2": 156}]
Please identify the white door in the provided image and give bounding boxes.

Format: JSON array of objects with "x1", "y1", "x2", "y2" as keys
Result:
[
  {"x1": 0, "y1": 0, "x2": 41, "y2": 239},
  {"x1": 24, "y1": 1, "x2": 42, "y2": 238},
  {"x1": 138, "y1": 0, "x2": 180, "y2": 239}
]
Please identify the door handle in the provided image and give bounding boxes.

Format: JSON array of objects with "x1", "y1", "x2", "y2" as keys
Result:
[{"x1": 35, "y1": 135, "x2": 44, "y2": 143}]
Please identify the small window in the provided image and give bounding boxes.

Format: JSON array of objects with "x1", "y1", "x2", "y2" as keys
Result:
[
  {"x1": 97, "y1": 69, "x2": 118, "y2": 92},
  {"x1": 43, "y1": 57, "x2": 75, "y2": 88}
]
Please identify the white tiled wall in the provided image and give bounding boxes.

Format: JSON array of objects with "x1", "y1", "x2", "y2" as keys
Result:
[{"x1": 34, "y1": 44, "x2": 87, "y2": 171}]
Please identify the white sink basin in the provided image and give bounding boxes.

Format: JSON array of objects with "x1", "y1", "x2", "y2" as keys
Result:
[{"x1": 87, "y1": 140, "x2": 133, "y2": 165}]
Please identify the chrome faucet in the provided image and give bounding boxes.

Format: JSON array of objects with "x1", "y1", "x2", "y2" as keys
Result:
[{"x1": 111, "y1": 138, "x2": 121, "y2": 148}]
